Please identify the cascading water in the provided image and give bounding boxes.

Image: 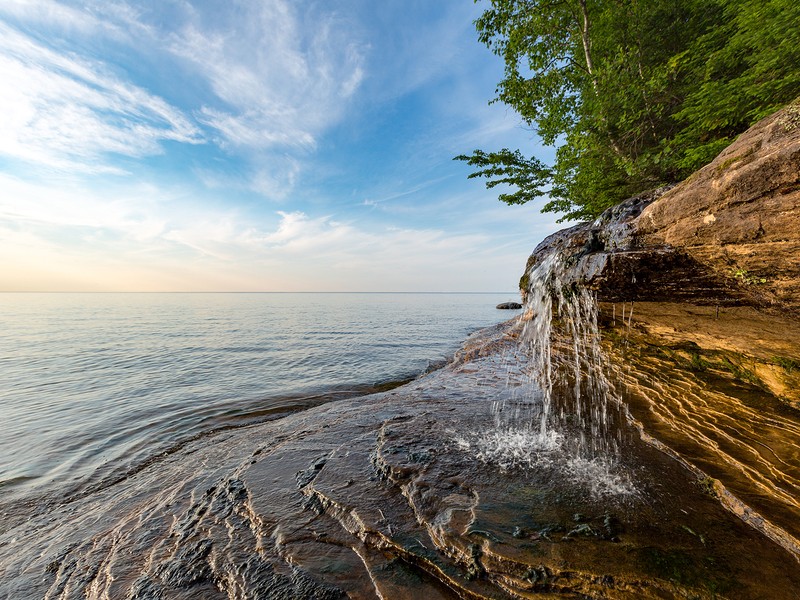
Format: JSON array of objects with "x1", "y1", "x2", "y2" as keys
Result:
[
  {"x1": 458, "y1": 248, "x2": 634, "y2": 496},
  {"x1": 513, "y1": 250, "x2": 624, "y2": 459}
]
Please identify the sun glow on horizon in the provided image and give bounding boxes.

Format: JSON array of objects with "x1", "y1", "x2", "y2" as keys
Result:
[{"x1": 0, "y1": 0, "x2": 567, "y2": 292}]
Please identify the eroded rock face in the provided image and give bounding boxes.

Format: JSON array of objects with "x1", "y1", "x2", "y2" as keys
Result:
[
  {"x1": 522, "y1": 99, "x2": 800, "y2": 313},
  {"x1": 600, "y1": 302, "x2": 800, "y2": 556},
  {"x1": 517, "y1": 100, "x2": 800, "y2": 585}
]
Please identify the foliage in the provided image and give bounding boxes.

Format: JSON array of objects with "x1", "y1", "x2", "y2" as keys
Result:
[
  {"x1": 457, "y1": 0, "x2": 800, "y2": 221},
  {"x1": 773, "y1": 356, "x2": 800, "y2": 374},
  {"x1": 453, "y1": 149, "x2": 550, "y2": 205},
  {"x1": 729, "y1": 267, "x2": 767, "y2": 286}
]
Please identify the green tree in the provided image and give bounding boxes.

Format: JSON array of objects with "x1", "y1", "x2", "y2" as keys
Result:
[
  {"x1": 458, "y1": 0, "x2": 800, "y2": 221},
  {"x1": 674, "y1": 0, "x2": 800, "y2": 170}
]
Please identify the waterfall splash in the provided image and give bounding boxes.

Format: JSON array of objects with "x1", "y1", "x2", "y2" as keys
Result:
[
  {"x1": 455, "y1": 249, "x2": 634, "y2": 496},
  {"x1": 515, "y1": 251, "x2": 624, "y2": 458}
]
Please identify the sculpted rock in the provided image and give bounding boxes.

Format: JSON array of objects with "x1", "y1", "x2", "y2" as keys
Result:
[
  {"x1": 4, "y1": 323, "x2": 799, "y2": 599},
  {"x1": 522, "y1": 99, "x2": 800, "y2": 314},
  {"x1": 519, "y1": 100, "x2": 800, "y2": 565}
]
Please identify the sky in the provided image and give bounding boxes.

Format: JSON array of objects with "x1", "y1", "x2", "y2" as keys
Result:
[{"x1": 0, "y1": 0, "x2": 566, "y2": 292}]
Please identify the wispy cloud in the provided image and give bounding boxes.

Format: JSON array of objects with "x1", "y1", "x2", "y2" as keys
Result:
[
  {"x1": 0, "y1": 1, "x2": 556, "y2": 292},
  {"x1": 0, "y1": 0, "x2": 106, "y2": 33},
  {"x1": 0, "y1": 174, "x2": 528, "y2": 291},
  {"x1": 167, "y1": 1, "x2": 366, "y2": 152},
  {"x1": 0, "y1": 0, "x2": 367, "y2": 193},
  {"x1": 361, "y1": 175, "x2": 455, "y2": 208},
  {"x1": 0, "y1": 21, "x2": 202, "y2": 173}
]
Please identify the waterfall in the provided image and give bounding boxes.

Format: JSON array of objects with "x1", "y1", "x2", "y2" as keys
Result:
[
  {"x1": 515, "y1": 250, "x2": 623, "y2": 459},
  {"x1": 487, "y1": 249, "x2": 624, "y2": 461},
  {"x1": 455, "y1": 247, "x2": 635, "y2": 495}
]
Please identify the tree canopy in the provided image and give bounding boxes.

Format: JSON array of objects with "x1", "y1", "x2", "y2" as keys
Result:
[{"x1": 457, "y1": 0, "x2": 800, "y2": 221}]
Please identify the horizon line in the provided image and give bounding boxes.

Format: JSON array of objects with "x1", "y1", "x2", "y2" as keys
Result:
[{"x1": 0, "y1": 290, "x2": 521, "y2": 295}]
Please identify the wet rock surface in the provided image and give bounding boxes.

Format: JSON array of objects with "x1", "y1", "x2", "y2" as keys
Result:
[
  {"x1": 2, "y1": 323, "x2": 799, "y2": 599},
  {"x1": 508, "y1": 101, "x2": 800, "y2": 596},
  {"x1": 600, "y1": 301, "x2": 800, "y2": 558}
]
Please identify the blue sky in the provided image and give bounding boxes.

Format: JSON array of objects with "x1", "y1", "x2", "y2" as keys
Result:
[{"x1": 0, "y1": 0, "x2": 565, "y2": 292}]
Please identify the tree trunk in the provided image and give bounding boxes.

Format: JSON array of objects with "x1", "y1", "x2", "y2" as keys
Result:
[{"x1": 578, "y1": 0, "x2": 625, "y2": 158}]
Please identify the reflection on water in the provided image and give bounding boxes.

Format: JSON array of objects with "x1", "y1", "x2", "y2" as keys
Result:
[{"x1": 0, "y1": 292, "x2": 516, "y2": 501}]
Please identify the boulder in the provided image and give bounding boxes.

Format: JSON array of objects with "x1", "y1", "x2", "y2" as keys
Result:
[{"x1": 496, "y1": 301, "x2": 522, "y2": 309}]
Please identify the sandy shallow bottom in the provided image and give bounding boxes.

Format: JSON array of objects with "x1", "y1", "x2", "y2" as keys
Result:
[{"x1": 1, "y1": 322, "x2": 799, "y2": 599}]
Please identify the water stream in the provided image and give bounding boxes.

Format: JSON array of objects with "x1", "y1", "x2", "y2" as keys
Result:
[
  {"x1": 518, "y1": 251, "x2": 625, "y2": 457},
  {"x1": 458, "y1": 251, "x2": 634, "y2": 496}
]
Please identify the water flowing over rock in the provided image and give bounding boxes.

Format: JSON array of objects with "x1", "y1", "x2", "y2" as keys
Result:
[
  {"x1": 2, "y1": 104, "x2": 800, "y2": 598},
  {"x1": 2, "y1": 322, "x2": 800, "y2": 599},
  {"x1": 516, "y1": 99, "x2": 800, "y2": 562}
]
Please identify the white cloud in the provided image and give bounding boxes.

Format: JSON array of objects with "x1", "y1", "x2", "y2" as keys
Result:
[
  {"x1": 167, "y1": 0, "x2": 366, "y2": 152},
  {"x1": 0, "y1": 173, "x2": 168, "y2": 239},
  {"x1": 0, "y1": 0, "x2": 104, "y2": 33},
  {"x1": 0, "y1": 22, "x2": 203, "y2": 172},
  {"x1": 0, "y1": 0, "x2": 366, "y2": 194},
  {"x1": 0, "y1": 174, "x2": 531, "y2": 291},
  {"x1": 194, "y1": 156, "x2": 301, "y2": 201}
]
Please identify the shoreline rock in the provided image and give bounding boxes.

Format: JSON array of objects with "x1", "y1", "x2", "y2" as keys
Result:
[
  {"x1": 495, "y1": 301, "x2": 522, "y2": 309},
  {"x1": 518, "y1": 101, "x2": 800, "y2": 563},
  {"x1": 1, "y1": 321, "x2": 799, "y2": 598}
]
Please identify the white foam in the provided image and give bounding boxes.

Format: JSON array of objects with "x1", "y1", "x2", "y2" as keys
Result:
[
  {"x1": 565, "y1": 456, "x2": 637, "y2": 498},
  {"x1": 452, "y1": 428, "x2": 637, "y2": 497},
  {"x1": 453, "y1": 427, "x2": 562, "y2": 471}
]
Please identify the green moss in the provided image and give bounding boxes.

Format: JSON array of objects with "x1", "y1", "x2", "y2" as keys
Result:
[
  {"x1": 662, "y1": 343, "x2": 710, "y2": 373},
  {"x1": 729, "y1": 267, "x2": 767, "y2": 286},
  {"x1": 519, "y1": 272, "x2": 530, "y2": 292},
  {"x1": 718, "y1": 357, "x2": 761, "y2": 387},
  {"x1": 697, "y1": 476, "x2": 718, "y2": 498},
  {"x1": 715, "y1": 155, "x2": 743, "y2": 174},
  {"x1": 689, "y1": 351, "x2": 710, "y2": 373},
  {"x1": 773, "y1": 356, "x2": 800, "y2": 373}
]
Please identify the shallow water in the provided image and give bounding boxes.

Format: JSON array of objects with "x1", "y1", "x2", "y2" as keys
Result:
[{"x1": 0, "y1": 292, "x2": 517, "y2": 502}]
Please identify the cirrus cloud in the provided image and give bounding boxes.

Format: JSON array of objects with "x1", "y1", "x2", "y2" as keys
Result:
[{"x1": 0, "y1": 21, "x2": 203, "y2": 173}]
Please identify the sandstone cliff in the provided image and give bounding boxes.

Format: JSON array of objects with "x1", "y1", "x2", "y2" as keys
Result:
[
  {"x1": 521, "y1": 99, "x2": 800, "y2": 561},
  {"x1": 522, "y1": 98, "x2": 800, "y2": 312}
]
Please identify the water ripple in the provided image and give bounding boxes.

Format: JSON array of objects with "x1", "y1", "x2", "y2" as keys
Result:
[{"x1": 0, "y1": 292, "x2": 516, "y2": 502}]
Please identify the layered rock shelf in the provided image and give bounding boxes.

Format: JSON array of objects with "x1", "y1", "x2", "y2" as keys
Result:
[
  {"x1": 2, "y1": 322, "x2": 800, "y2": 599},
  {"x1": 2, "y1": 103, "x2": 799, "y2": 600},
  {"x1": 515, "y1": 100, "x2": 800, "y2": 583}
]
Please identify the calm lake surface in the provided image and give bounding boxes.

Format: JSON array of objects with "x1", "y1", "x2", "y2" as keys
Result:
[{"x1": 0, "y1": 292, "x2": 518, "y2": 502}]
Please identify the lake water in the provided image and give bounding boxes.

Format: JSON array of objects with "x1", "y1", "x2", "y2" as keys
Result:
[{"x1": 0, "y1": 292, "x2": 518, "y2": 503}]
